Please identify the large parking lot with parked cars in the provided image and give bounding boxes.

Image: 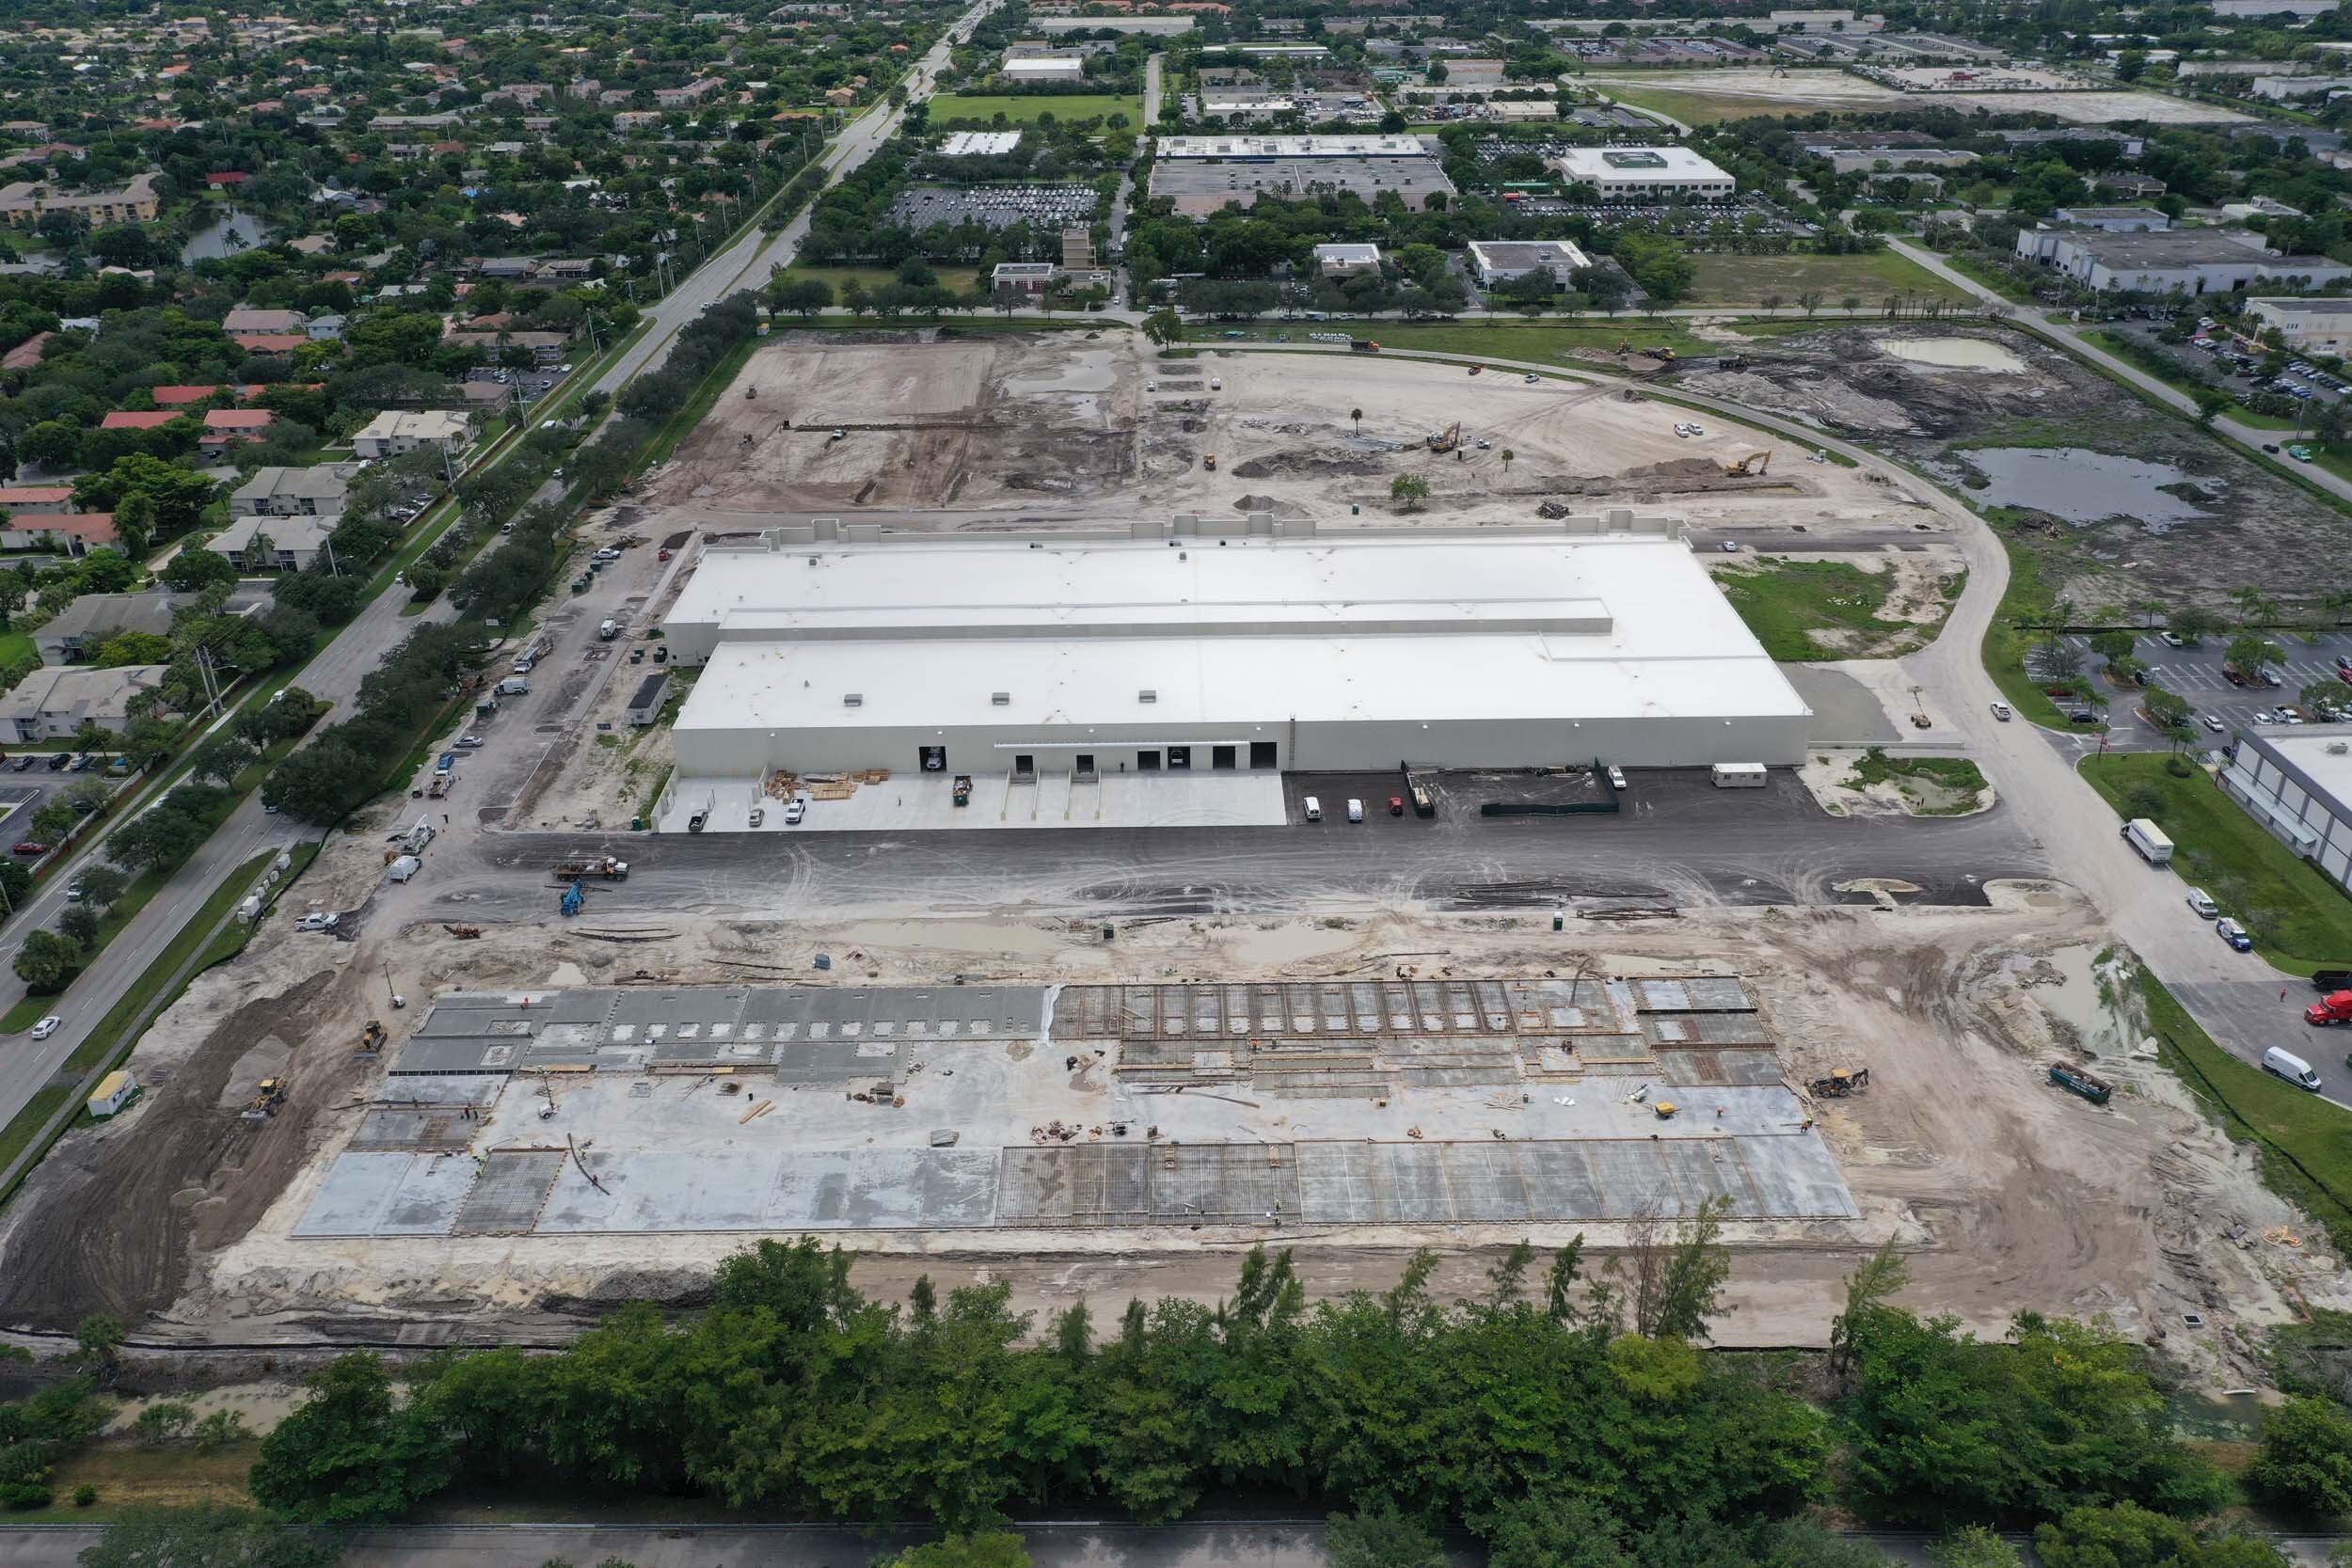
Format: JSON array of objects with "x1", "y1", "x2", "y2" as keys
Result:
[{"x1": 2041, "y1": 628, "x2": 2352, "y2": 741}]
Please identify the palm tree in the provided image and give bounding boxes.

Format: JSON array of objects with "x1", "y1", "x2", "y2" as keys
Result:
[
  {"x1": 1501, "y1": 448, "x2": 1515, "y2": 475},
  {"x1": 1349, "y1": 406, "x2": 1362, "y2": 435}
]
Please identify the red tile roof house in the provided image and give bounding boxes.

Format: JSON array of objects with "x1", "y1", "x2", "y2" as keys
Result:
[
  {"x1": 99, "y1": 410, "x2": 183, "y2": 431},
  {"x1": 0, "y1": 485, "x2": 73, "y2": 511},
  {"x1": 0, "y1": 514, "x2": 117, "y2": 555},
  {"x1": 199, "y1": 409, "x2": 276, "y2": 453},
  {"x1": 230, "y1": 334, "x2": 309, "y2": 353},
  {"x1": 204, "y1": 171, "x2": 252, "y2": 188}
]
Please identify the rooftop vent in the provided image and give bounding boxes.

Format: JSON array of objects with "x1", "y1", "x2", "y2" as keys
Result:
[
  {"x1": 2331, "y1": 742, "x2": 2350, "y2": 756},
  {"x1": 992, "y1": 691, "x2": 1010, "y2": 705},
  {"x1": 1138, "y1": 689, "x2": 1158, "y2": 704},
  {"x1": 843, "y1": 692, "x2": 864, "y2": 707}
]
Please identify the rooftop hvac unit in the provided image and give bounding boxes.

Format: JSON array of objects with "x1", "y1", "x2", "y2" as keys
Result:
[
  {"x1": 1138, "y1": 689, "x2": 1157, "y2": 704},
  {"x1": 843, "y1": 693, "x2": 864, "y2": 707},
  {"x1": 992, "y1": 692, "x2": 1010, "y2": 705},
  {"x1": 2330, "y1": 742, "x2": 2350, "y2": 755}
]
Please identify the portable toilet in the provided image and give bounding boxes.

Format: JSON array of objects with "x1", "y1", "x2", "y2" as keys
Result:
[{"x1": 87, "y1": 1069, "x2": 138, "y2": 1118}]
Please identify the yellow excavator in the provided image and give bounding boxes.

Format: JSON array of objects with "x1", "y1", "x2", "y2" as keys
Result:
[
  {"x1": 1427, "y1": 420, "x2": 1461, "y2": 453},
  {"x1": 1723, "y1": 451, "x2": 1772, "y2": 478}
]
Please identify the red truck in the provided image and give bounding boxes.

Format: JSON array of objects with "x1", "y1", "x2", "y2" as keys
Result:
[{"x1": 2307, "y1": 990, "x2": 2352, "y2": 1026}]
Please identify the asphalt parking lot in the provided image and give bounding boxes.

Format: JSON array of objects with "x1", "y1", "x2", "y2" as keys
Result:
[{"x1": 2039, "y1": 630, "x2": 2352, "y2": 740}]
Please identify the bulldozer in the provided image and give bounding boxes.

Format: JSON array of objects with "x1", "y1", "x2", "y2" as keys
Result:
[
  {"x1": 1427, "y1": 420, "x2": 1461, "y2": 454},
  {"x1": 1807, "y1": 1066, "x2": 1870, "y2": 1098},
  {"x1": 242, "y1": 1076, "x2": 289, "y2": 1121},
  {"x1": 1722, "y1": 451, "x2": 1772, "y2": 478},
  {"x1": 358, "y1": 1021, "x2": 387, "y2": 1054}
]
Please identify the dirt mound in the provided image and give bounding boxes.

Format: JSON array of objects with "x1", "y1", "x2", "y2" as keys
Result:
[
  {"x1": 1624, "y1": 456, "x2": 1725, "y2": 481},
  {"x1": 1230, "y1": 451, "x2": 1384, "y2": 480},
  {"x1": 1229, "y1": 494, "x2": 1313, "y2": 518}
]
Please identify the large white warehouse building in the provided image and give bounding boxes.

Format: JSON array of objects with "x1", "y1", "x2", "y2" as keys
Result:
[{"x1": 660, "y1": 514, "x2": 1810, "y2": 784}]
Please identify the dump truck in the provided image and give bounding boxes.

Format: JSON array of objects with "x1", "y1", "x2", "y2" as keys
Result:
[
  {"x1": 2312, "y1": 969, "x2": 2352, "y2": 992},
  {"x1": 2122, "y1": 817, "x2": 2173, "y2": 865},
  {"x1": 1350, "y1": 338, "x2": 1380, "y2": 353},
  {"x1": 552, "y1": 855, "x2": 629, "y2": 880},
  {"x1": 2049, "y1": 1061, "x2": 2112, "y2": 1106},
  {"x1": 952, "y1": 773, "x2": 973, "y2": 807},
  {"x1": 2309, "y1": 990, "x2": 2352, "y2": 1027}
]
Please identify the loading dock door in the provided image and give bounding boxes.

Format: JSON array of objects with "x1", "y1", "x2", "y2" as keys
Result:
[
  {"x1": 1250, "y1": 741, "x2": 1278, "y2": 768},
  {"x1": 1137, "y1": 750, "x2": 1161, "y2": 770},
  {"x1": 1168, "y1": 746, "x2": 1191, "y2": 769},
  {"x1": 1212, "y1": 745, "x2": 1236, "y2": 769},
  {"x1": 919, "y1": 745, "x2": 946, "y2": 771}
]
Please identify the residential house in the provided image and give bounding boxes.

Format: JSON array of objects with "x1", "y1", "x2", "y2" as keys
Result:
[
  {"x1": 99, "y1": 410, "x2": 183, "y2": 433},
  {"x1": 352, "y1": 409, "x2": 474, "y2": 460},
  {"x1": 0, "y1": 513, "x2": 116, "y2": 556},
  {"x1": 0, "y1": 485, "x2": 73, "y2": 511},
  {"x1": 0, "y1": 664, "x2": 168, "y2": 740},
  {"x1": 305, "y1": 314, "x2": 346, "y2": 341},
  {"x1": 222, "y1": 307, "x2": 306, "y2": 334},
  {"x1": 33, "y1": 592, "x2": 187, "y2": 664},
  {"x1": 231, "y1": 464, "x2": 356, "y2": 516},
  {"x1": 199, "y1": 409, "x2": 277, "y2": 454},
  {"x1": 231, "y1": 334, "x2": 309, "y2": 353},
  {"x1": 208, "y1": 514, "x2": 337, "y2": 571}
]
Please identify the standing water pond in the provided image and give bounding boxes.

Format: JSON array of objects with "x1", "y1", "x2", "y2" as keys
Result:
[{"x1": 1959, "y1": 447, "x2": 2215, "y2": 531}]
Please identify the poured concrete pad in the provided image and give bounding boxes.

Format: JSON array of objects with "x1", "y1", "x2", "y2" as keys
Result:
[{"x1": 293, "y1": 1151, "x2": 478, "y2": 1238}]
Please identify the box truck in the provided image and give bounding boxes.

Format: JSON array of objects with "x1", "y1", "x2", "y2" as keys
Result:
[{"x1": 2122, "y1": 817, "x2": 2174, "y2": 865}]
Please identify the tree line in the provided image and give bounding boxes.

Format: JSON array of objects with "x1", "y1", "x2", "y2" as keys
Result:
[{"x1": 233, "y1": 1226, "x2": 2345, "y2": 1568}]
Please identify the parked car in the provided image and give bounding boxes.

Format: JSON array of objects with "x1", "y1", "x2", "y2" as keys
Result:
[
  {"x1": 43, "y1": 753, "x2": 66, "y2": 771},
  {"x1": 8, "y1": 756, "x2": 31, "y2": 772},
  {"x1": 294, "y1": 911, "x2": 339, "y2": 932},
  {"x1": 2202, "y1": 715, "x2": 2225, "y2": 733},
  {"x1": 784, "y1": 798, "x2": 806, "y2": 825},
  {"x1": 12, "y1": 841, "x2": 47, "y2": 856}
]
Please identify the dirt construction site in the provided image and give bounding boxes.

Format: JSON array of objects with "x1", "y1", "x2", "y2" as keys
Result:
[
  {"x1": 642, "y1": 328, "x2": 1944, "y2": 538},
  {"x1": 1, "y1": 815, "x2": 2343, "y2": 1389}
]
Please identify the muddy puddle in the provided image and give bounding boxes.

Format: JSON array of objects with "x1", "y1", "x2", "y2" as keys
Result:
[
  {"x1": 1874, "y1": 337, "x2": 2029, "y2": 372},
  {"x1": 1962, "y1": 447, "x2": 2214, "y2": 531},
  {"x1": 1006, "y1": 349, "x2": 1116, "y2": 397}
]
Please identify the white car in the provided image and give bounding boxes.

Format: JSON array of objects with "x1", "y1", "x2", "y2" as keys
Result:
[
  {"x1": 560, "y1": 363, "x2": 573, "y2": 372},
  {"x1": 2201, "y1": 715, "x2": 2225, "y2": 733},
  {"x1": 29, "y1": 1016, "x2": 59, "y2": 1040},
  {"x1": 1523, "y1": 372, "x2": 1541, "y2": 384},
  {"x1": 594, "y1": 547, "x2": 621, "y2": 562},
  {"x1": 294, "y1": 911, "x2": 340, "y2": 932},
  {"x1": 1209, "y1": 377, "x2": 1222, "y2": 390},
  {"x1": 1991, "y1": 700, "x2": 2012, "y2": 721},
  {"x1": 454, "y1": 734, "x2": 485, "y2": 749},
  {"x1": 784, "y1": 798, "x2": 806, "y2": 825},
  {"x1": 1687, "y1": 422, "x2": 1706, "y2": 436},
  {"x1": 1674, "y1": 423, "x2": 1692, "y2": 437},
  {"x1": 2254, "y1": 709, "x2": 2279, "y2": 723}
]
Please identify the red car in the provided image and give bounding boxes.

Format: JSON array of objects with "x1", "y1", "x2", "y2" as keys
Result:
[
  {"x1": 1467, "y1": 365, "x2": 1482, "y2": 375},
  {"x1": 12, "y1": 841, "x2": 48, "y2": 856},
  {"x1": 1389, "y1": 796, "x2": 1405, "y2": 816}
]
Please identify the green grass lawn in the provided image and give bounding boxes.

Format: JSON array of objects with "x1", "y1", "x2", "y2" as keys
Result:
[
  {"x1": 928, "y1": 92, "x2": 1143, "y2": 126},
  {"x1": 1712, "y1": 557, "x2": 1920, "y2": 661},
  {"x1": 1690, "y1": 251, "x2": 1973, "y2": 309},
  {"x1": 1944, "y1": 252, "x2": 2037, "y2": 305},
  {"x1": 0, "y1": 631, "x2": 33, "y2": 670},
  {"x1": 1589, "y1": 83, "x2": 1822, "y2": 125},
  {"x1": 769, "y1": 263, "x2": 932, "y2": 295},
  {"x1": 2143, "y1": 967, "x2": 2352, "y2": 1255},
  {"x1": 2081, "y1": 752, "x2": 2352, "y2": 970}
]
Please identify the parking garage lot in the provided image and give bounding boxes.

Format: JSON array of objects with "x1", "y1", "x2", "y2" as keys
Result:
[{"x1": 885, "y1": 183, "x2": 1099, "y2": 231}]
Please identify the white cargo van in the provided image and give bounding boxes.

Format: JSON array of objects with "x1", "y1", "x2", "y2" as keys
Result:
[
  {"x1": 387, "y1": 854, "x2": 421, "y2": 883},
  {"x1": 1303, "y1": 796, "x2": 1323, "y2": 822},
  {"x1": 2185, "y1": 888, "x2": 2219, "y2": 919},
  {"x1": 1346, "y1": 798, "x2": 1364, "y2": 823},
  {"x1": 2264, "y1": 1046, "x2": 2323, "y2": 1091},
  {"x1": 496, "y1": 677, "x2": 529, "y2": 696}
]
